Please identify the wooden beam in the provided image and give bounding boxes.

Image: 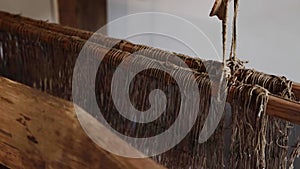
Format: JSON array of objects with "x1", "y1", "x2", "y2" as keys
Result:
[
  {"x1": 227, "y1": 85, "x2": 300, "y2": 125},
  {"x1": 292, "y1": 83, "x2": 300, "y2": 100},
  {"x1": 0, "y1": 77, "x2": 166, "y2": 169},
  {"x1": 267, "y1": 94, "x2": 300, "y2": 125}
]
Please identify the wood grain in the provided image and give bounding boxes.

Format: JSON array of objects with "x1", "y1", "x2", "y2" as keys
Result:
[
  {"x1": 292, "y1": 83, "x2": 300, "y2": 101},
  {"x1": 0, "y1": 77, "x2": 165, "y2": 169},
  {"x1": 267, "y1": 94, "x2": 300, "y2": 125}
]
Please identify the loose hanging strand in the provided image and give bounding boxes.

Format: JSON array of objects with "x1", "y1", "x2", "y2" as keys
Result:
[
  {"x1": 229, "y1": 0, "x2": 239, "y2": 61},
  {"x1": 227, "y1": 0, "x2": 247, "y2": 74},
  {"x1": 221, "y1": 0, "x2": 233, "y2": 80},
  {"x1": 222, "y1": 0, "x2": 230, "y2": 65},
  {"x1": 210, "y1": 0, "x2": 244, "y2": 77}
]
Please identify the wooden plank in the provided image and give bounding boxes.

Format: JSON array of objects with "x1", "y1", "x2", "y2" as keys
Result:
[{"x1": 0, "y1": 77, "x2": 166, "y2": 169}]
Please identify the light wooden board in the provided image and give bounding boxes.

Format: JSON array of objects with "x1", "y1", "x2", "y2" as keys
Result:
[{"x1": 0, "y1": 77, "x2": 165, "y2": 169}]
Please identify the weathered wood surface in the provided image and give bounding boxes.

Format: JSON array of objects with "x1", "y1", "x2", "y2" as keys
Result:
[{"x1": 0, "y1": 77, "x2": 166, "y2": 169}]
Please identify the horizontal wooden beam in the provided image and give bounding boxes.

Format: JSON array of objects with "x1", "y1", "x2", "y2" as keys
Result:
[
  {"x1": 267, "y1": 94, "x2": 300, "y2": 125},
  {"x1": 0, "y1": 77, "x2": 166, "y2": 169},
  {"x1": 226, "y1": 85, "x2": 300, "y2": 125},
  {"x1": 292, "y1": 83, "x2": 300, "y2": 100}
]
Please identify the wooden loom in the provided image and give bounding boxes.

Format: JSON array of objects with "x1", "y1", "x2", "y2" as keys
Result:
[{"x1": 0, "y1": 9, "x2": 299, "y2": 169}]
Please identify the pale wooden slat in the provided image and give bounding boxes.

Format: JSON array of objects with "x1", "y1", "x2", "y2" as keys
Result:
[{"x1": 0, "y1": 77, "x2": 166, "y2": 169}]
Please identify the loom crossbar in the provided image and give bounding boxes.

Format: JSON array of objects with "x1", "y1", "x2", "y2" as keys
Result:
[{"x1": 226, "y1": 86, "x2": 300, "y2": 125}]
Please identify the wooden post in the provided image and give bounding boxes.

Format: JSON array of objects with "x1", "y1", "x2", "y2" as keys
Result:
[
  {"x1": 0, "y1": 77, "x2": 165, "y2": 169},
  {"x1": 57, "y1": 0, "x2": 107, "y2": 32}
]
